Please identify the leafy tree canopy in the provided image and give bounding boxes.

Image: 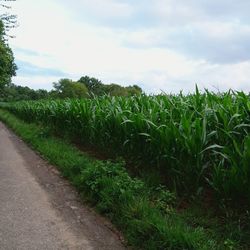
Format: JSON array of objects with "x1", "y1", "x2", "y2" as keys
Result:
[
  {"x1": 78, "y1": 76, "x2": 104, "y2": 96},
  {"x1": 53, "y1": 78, "x2": 88, "y2": 98},
  {"x1": 1, "y1": 77, "x2": 143, "y2": 102},
  {"x1": 0, "y1": 20, "x2": 17, "y2": 89},
  {"x1": 0, "y1": 83, "x2": 50, "y2": 102},
  {"x1": 78, "y1": 75, "x2": 142, "y2": 97}
]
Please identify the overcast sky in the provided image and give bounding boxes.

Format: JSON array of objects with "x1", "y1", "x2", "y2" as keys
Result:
[{"x1": 6, "y1": 0, "x2": 250, "y2": 93}]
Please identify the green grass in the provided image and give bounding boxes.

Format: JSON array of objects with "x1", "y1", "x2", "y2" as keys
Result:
[{"x1": 0, "y1": 109, "x2": 224, "y2": 250}]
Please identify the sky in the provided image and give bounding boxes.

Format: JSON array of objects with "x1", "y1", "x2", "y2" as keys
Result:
[{"x1": 5, "y1": 0, "x2": 250, "y2": 93}]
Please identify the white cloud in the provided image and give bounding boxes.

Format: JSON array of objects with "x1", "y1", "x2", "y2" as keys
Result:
[
  {"x1": 6, "y1": 0, "x2": 250, "y2": 93},
  {"x1": 70, "y1": 0, "x2": 134, "y2": 19},
  {"x1": 12, "y1": 75, "x2": 60, "y2": 90}
]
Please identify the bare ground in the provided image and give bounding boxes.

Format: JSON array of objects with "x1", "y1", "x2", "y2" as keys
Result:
[{"x1": 0, "y1": 122, "x2": 125, "y2": 250}]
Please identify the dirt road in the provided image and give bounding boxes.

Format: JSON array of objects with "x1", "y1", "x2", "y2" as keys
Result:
[{"x1": 0, "y1": 122, "x2": 125, "y2": 250}]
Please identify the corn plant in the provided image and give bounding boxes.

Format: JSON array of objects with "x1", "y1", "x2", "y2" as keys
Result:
[{"x1": 2, "y1": 89, "x2": 250, "y2": 203}]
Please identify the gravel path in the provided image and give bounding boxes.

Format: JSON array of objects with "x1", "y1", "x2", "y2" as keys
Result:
[{"x1": 0, "y1": 122, "x2": 125, "y2": 250}]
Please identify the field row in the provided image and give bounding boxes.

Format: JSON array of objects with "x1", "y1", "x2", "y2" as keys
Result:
[{"x1": 2, "y1": 90, "x2": 250, "y2": 203}]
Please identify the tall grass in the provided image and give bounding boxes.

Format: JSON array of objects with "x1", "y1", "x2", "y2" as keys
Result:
[{"x1": 2, "y1": 89, "x2": 250, "y2": 203}]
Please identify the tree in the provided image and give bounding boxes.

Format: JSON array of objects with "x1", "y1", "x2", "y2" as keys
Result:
[
  {"x1": 78, "y1": 76, "x2": 105, "y2": 96},
  {"x1": 78, "y1": 75, "x2": 143, "y2": 97},
  {"x1": 103, "y1": 84, "x2": 142, "y2": 96},
  {"x1": 53, "y1": 78, "x2": 88, "y2": 98},
  {"x1": 103, "y1": 84, "x2": 127, "y2": 96},
  {"x1": 0, "y1": 20, "x2": 17, "y2": 89},
  {"x1": 0, "y1": 84, "x2": 50, "y2": 102},
  {"x1": 125, "y1": 85, "x2": 142, "y2": 96},
  {"x1": 36, "y1": 89, "x2": 49, "y2": 99}
]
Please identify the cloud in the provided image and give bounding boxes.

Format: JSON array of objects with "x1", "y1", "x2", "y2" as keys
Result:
[
  {"x1": 124, "y1": 21, "x2": 250, "y2": 64},
  {"x1": 55, "y1": 0, "x2": 250, "y2": 64},
  {"x1": 12, "y1": 75, "x2": 60, "y2": 90},
  {"x1": 14, "y1": 48, "x2": 41, "y2": 57},
  {"x1": 55, "y1": 0, "x2": 150, "y2": 29},
  {"x1": 16, "y1": 60, "x2": 68, "y2": 77},
  {"x1": 7, "y1": 0, "x2": 250, "y2": 93}
]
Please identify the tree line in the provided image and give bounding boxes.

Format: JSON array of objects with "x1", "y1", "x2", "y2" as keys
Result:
[
  {"x1": 52, "y1": 77, "x2": 142, "y2": 98},
  {"x1": 0, "y1": 76, "x2": 143, "y2": 102}
]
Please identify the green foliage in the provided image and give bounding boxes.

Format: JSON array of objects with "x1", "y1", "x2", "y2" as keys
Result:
[
  {"x1": 80, "y1": 160, "x2": 216, "y2": 250},
  {"x1": 1, "y1": 76, "x2": 142, "y2": 101},
  {"x1": 103, "y1": 83, "x2": 126, "y2": 96},
  {"x1": 78, "y1": 75, "x2": 142, "y2": 97},
  {"x1": 0, "y1": 109, "x2": 219, "y2": 250},
  {"x1": 78, "y1": 75, "x2": 104, "y2": 96},
  {"x1": 0, "y1": 84, "x2": 49, "y2": 101},
  {"x1": 125, "y1": 84, "x2": 142, "y2": 95},
  {"x1": 81, "y1": 160, "x2": 145, "y2": 215},
  {"x1": 0, "y1": 20, "x2": 17, "y2": 89},
  {"x1": 53, "y1": 78, "x2": 88, "y2": 98},
  {"x1": 1, "y1": 90, "x2": 250, "y2": 206},
  {"x1": 103, "y1": 83, "x2": 142, "y2": 96}
]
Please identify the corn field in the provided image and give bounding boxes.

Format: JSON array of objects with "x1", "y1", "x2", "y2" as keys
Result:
[{"x1": 2, "y1": 89, "x2": 250, "y2": 202}]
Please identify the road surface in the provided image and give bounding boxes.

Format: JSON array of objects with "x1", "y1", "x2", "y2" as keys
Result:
[{"x1": 0, "y1": 122, "x2": 125, "y2": 250}]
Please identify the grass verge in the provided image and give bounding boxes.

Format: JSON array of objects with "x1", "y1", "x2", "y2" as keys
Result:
[{"x1": 0, "y1": 109, "x2": 228, "y2": 249}]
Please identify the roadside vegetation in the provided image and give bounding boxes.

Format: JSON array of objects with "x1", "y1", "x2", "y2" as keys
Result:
[
  {"x1": 1, "y1": 89, "x2": 250, "y2": 249},
  {"x1": 0, "y1": 109, "x2": 219, "y2": 250},
  {"x1": 2, "y1": 90, "x2": 250, "y2": 204}
]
